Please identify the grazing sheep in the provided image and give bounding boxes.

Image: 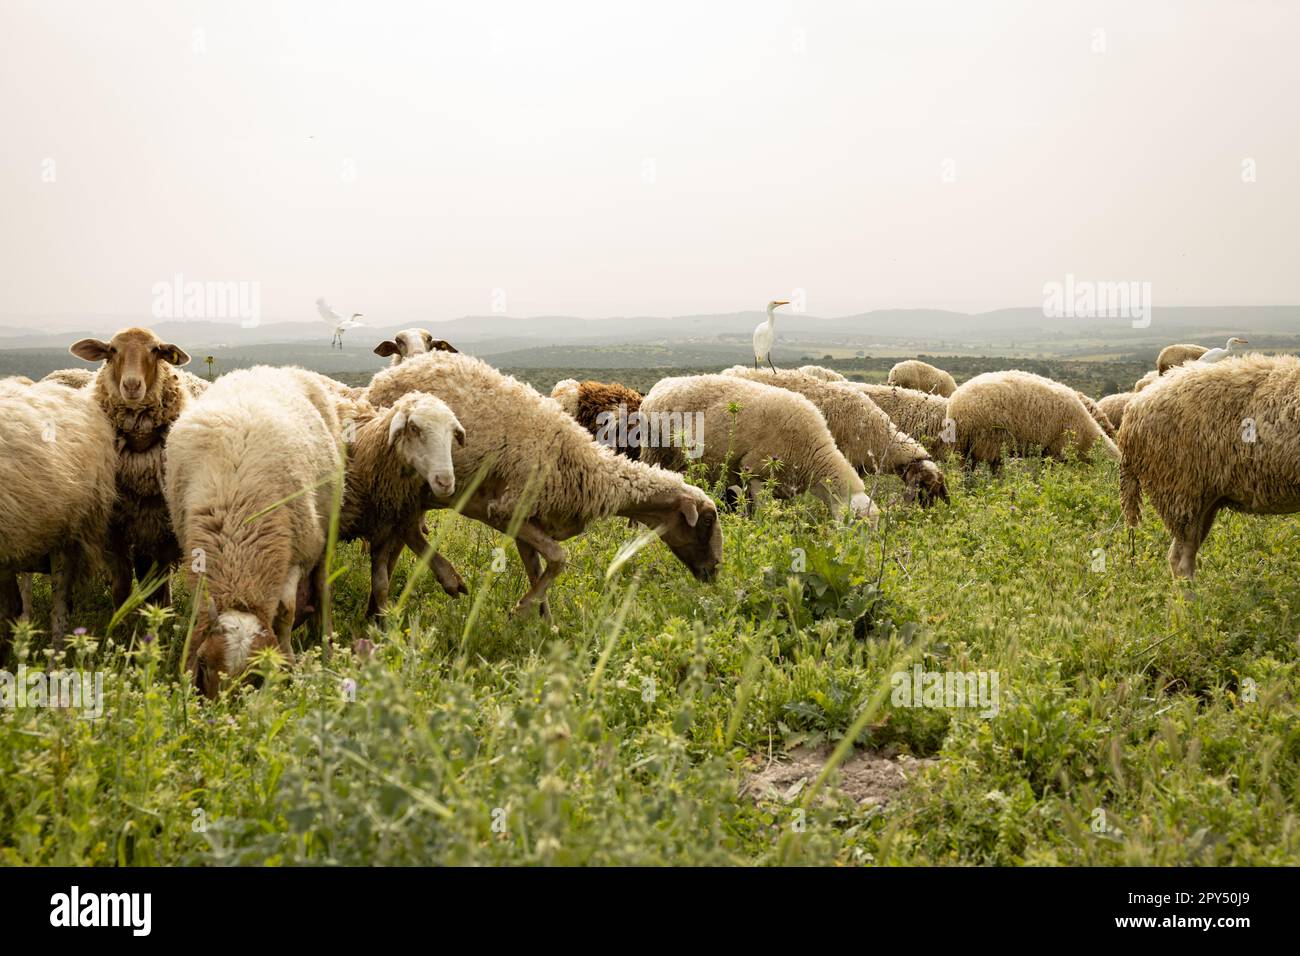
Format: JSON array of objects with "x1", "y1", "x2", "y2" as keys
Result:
[
  {"x1": 796, "y1": 365, "x2": 847, "y2": 382},
  {"x1": 0, "y1": 379, "x2": 117, "y2": 652},
  {"x1": 1156, "y1": 344, "x2": 1208, "y2": 375},
  {"x1": 373, "y1": 328, "x2": 459, "y2": 365},
  {"x1": 550, "y1": 378, "x2": 645, "y2": 459},
  {"x1": 165, "y1": 366, "x2": 346, "y2": 697},
  {"x1": 1097, "y1": 391, "x2": 1135, "y2": 432},
  {"x1": 946, "y1": 370, "x2": 1119, "y2": 471},
  {"x1": 887, "y1": 359, "x2": 957, "y2": 397},
  {"x1": 1076, "y1": 392, "x2": 1117, "y2": 439},
  {"x1": 640, "y1": 374, "x2": 879, "y2": 522},
  {"x1": 339, "y1": 392, "x2": 469, "y2": 617},
  {"x1": 722, "y1": 367, "x2": 948, "y2": 505},
  {"x1": 367, "y1": 352, "x2": 723, "y2": 616},
  {"x1": 850, "y1": 383, "x2": 951, "y2": 455},
  {"x1": 69, "y1": 328, "x2": 195, "y2": 610},
  {"x1": 1120, "y1": 354, "x2": 1300, "y2": 579},
  {"x1": 1133, "y1": 369, "x2": 1160, "y2": 392}
]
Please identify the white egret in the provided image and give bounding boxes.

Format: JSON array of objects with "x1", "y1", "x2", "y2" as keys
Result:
[
  {"x1": 1197, "y1": 336, "x2": 1249, "y2": 364},
  {"x1": 752, "y1": 299, "x2": 789, "y2": 370},
  {"x1": 316, "y1": 297, "x2": 367, "y2": 349}
]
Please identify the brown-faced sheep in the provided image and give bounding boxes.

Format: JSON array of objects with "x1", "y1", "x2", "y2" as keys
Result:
[
  {"x1": 367, "y1": 352, "x2": 723, "y2": 617},
  {"x1": 339, "y1": 392, "x2": 469, "y2": 617},
  {"x1": 946, "y1": 370, "x2": 1119, "y2": 471},
  {"x1": 722, "y1": 367, "x2": 948, "y2": 505},
  {"x1": 165, "y1": 366, "x2": 347, "y2": 698},
  {"x1": 550, "y1": 378, "x2": 645, "y2": 459},
  {"x1": 0, "y1": 379, "x2": 117, "y2": 652},
  {"x1": 639, "y1": 374, "x2": 879, "y2": 522},
  {"x1": 69, "y1": 328, "x2": 195, "y2": 610},
  {"x1": 1156, "y1": 344, "x2": 1208, "y2": 375},
  {"x1": 373, "y1": 329, "x2": 459, "y2": 365},
  {"x1": 1120, "y1": 354, "x2": 1300, "y2": 579},
  {"x1": 887, "y1": 359, "x2": 957, "y2": 397}
]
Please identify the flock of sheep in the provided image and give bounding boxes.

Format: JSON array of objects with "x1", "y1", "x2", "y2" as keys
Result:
[{"x1": 1, "y1": 325, "x2": 1296, "y2": 699}]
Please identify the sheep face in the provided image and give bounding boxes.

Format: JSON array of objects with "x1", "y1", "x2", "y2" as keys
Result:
[
  {"x1": 188, "y1": 610, "x2": 276, "y2": 700},
  {"x1": 374, "y1": 329, "x2": 459, "y2": 365},
  {"x1": 70, "y1": 327, "x2": 190, "y2": 405},
  {"x1": 902, "y1": 459, "x2": 949, "y2": 506},
  {"x1": 388, "y1": 394, "x2": 465, "y2": 499},
  {"x1": 630, "y1": 491, "x2": 722, "y2": 582}
]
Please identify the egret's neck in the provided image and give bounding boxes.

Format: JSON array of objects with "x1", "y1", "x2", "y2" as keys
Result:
[{"x1": 766, "y1": 306, "x2": 777, "y2": 327}]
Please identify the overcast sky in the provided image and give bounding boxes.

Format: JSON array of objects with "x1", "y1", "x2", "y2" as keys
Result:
[{"x1": 1, "y1": 0, "x2": 1295, "y2": 327}]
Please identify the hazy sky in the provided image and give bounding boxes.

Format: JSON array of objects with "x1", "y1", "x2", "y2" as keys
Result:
[{"x1": 1, "y1": 0, "x2": 1296, "y2": 326}]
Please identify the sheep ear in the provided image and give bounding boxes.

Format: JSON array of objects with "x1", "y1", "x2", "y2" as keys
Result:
[
  {"x1": 374, "y1": 341, "x2": 400, "y2": 358},
  {"x1": 158, "y1": 343, "x2": 191, "y2": 366},
  {"x1": 70, "y1": 338, "x2": 111, "y2": 362},
  {"x1": 421, "y1": 330, "x2": 435, "y2": 349},
  {"x1": 454, "y1": 423, "x2": 466, "y2": 446},
  {"x1": 206, "y1": 598, "x2": 220, "y2": 627},
  {"x1": 388, "y1": 410, "x2": 407, "y2": 446},
  {"x1": 432, "y1": 339, "x2": 459, "y2": 354},
  {"x1": 679, "y1": 495, "x2": 699, "y2": 527}
]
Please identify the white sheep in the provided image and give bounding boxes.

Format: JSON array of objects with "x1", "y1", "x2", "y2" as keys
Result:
[
  {"x1": 639, "y1": 373, "x2": 879, "y2": 522},
  {"x1": 887, "y1": 359, "x2": 957, "y2": 397},
  {"x1": 339, "y1": 392, "x2": 469, "y2": 617},
  {"x1": 0, "y1": 379, "x2": 117, "y2": 650},
  {"x1": 946, "y1": 370, "x2": 1119, "y2": 471},
  {"x1": 69, "y1": 328, "x2": 195, "y2": 609},
  {"x1": 165, "y1": 366, "x2": 347, "y2": 697},
  {"x1": 372, "y1": 328, "x2": 459, "y2": 365},
  {"x1": 796, "y1": 365, "x2": 847, "y2": 382},
  {"x1": 850, "y1": 383, "x2": 952, "y2": 455},
  {"x1": 722, "y1": 367, "x2": 948, "y2": 505},
  {"x1": 367, "y1": 352, "x2": 723, "y2": 617},
  {"x1": 1096, "y1": 391, "x2": 1134, "y2": 432},
  {"x1": 1120, "y1": 354, "x2": 1300, "y2": 578}
]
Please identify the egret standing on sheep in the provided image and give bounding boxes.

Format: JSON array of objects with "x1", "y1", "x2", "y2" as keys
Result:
[
  {"x1": 752, "y1": 300, "x2": 789, "y2": 371},
  {"x1": 1197, "y1": 337, "x2": 1249, "y2": 364},
  {"x1": 316, "y1": 298, "x2": 367, "y2": 349}
]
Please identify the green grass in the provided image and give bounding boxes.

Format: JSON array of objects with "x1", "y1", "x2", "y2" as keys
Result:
[{"x1": 2, "y1": 454, "x2": 1298, "y2": 866}]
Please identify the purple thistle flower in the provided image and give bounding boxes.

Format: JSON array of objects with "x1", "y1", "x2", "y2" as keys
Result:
[{"x1": 74, "y1": 627, "x2": 88, "y2": 636}]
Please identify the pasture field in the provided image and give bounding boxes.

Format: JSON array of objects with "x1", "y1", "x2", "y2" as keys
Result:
[{"x1": 2, "y1": 410, "x2": 1297, "y2": 867}]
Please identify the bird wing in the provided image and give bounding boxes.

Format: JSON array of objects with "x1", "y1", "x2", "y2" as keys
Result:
[{"x1": 316, "y1": 298, "x2": 344, "y2": 323}]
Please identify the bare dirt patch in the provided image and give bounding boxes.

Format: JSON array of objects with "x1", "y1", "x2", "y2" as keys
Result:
[{"x1": 743, "y1": 745, "x2": 935, "y2": 808}]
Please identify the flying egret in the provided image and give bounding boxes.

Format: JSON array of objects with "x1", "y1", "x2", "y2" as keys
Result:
[
  {"x1": 316, "y1": 297, "x2": 367, "y2": 349},
  {"x1": 1197, "y1": 336, "x2": 1249, "y2": 364},
  {"x1": 753, "y1": 299, "x2": 789, "y2": 370}
]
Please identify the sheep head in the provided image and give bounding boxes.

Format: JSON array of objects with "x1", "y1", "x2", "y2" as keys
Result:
[
  {"x1": 374, "y1": 328, "x2": 459, "y2": 365},
  {"x1": 624, "y1": 489, "x2": 722, "y2": 582},
  {"x1": 70, "y1": 327, "x2": 190, "y2": 406},
  {"x1": 387, "y1": 393, "x2": 465, "y2": 499},
  {"x1": 187, "y1": 605, "x2": 280, "y2": 700},
  {"x1": 902, "y1": 458, "x2": 949, "y2": 506}
]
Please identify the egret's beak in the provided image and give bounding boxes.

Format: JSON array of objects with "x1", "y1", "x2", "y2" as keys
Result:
[{"x1": 775, "y1": 300, "x2": 790, "y2": 306}]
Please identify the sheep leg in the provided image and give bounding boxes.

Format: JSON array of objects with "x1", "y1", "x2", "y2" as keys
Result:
[
  {"x1": 49, "y1": 549, "x2": 76, "y2": 652},
  {"x1": 109, "y1": 544, "x2": 135, "y2": 610},
  {"x1": 1170, "y1": 503, "x2": 1221, "y2": 580},
  {"x1": 512, "y1": 522, "x2": 566, "y2": 618},
  {"x1": 18, "y1": 573, "x2": 32, "y2": 619},
  {"x1": 133, "y1": 552, "x2": 172, "y2": 607},
  {"x1": 366, "y1": 534, "x2": 400, "y2": 619},
  {"x1": 514, "y1": 539, "x2": 550, "y2": 619},
  {"x1": 0, "y1": 570, "x2": 20, "y2": 659},
  {"x1": 399, "y1": 523, "x2": 468, "y2": 599}
]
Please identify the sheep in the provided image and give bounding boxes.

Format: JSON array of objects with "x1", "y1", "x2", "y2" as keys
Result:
[
  {"x1": 887, "y1": 359, "x2": 957, "y2": 397},
  {"x1": 1156, "y1": 343, "x2": 1208, "y2": 375},
  {"x1": 373, "y1": 328, "x2": 459, "y2": 365},
  {"x1": 796, "y1": 365, "x2": 847, "y2": 382},
  {"x1": 1076, "y1": 391, "x2": 1117, "y2": 438},
  {"x1": 639, "y1": 373, "x2": 879, "y2": 523},
  {"x1": 1120, "y1": 354, "x2": 1300, "y2": 579},
  {"x1": 0, "y1": 379, "x2": 117, "y2": 652},
  {"x1": 1097, "y1": 391, "x2": 1135, "y2": 432},
  {"x1": 850, "y1": 383, "x2": 952, "y2": 456},
  {"x1": 165, "y1": 366, "x2": 347, "y2": 697},
  {"x1": 339, "y1": 392, "x2": 469, "y2": 617},
  {"x1": 367, "y1": 352, "x2": 723, "y2": 616},
  {"x1": 1133, "y1": 369, "x2": 1160, "y2": 392},
  {"x1": 946, "y1": 370, "x2": 1119, "y2": 471},
  {"x1": 41, "y1": 369, "x2": 94, "y2": 388},
  {"x1": 722, "y1": 367, "x2": 948, "y2": 505},
  {"x1": 68, "y1": 328, "x2": 196, "y2": 610},
  {"x1": 550, "y1": 378, "x2": 644, "y2": 458}
]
